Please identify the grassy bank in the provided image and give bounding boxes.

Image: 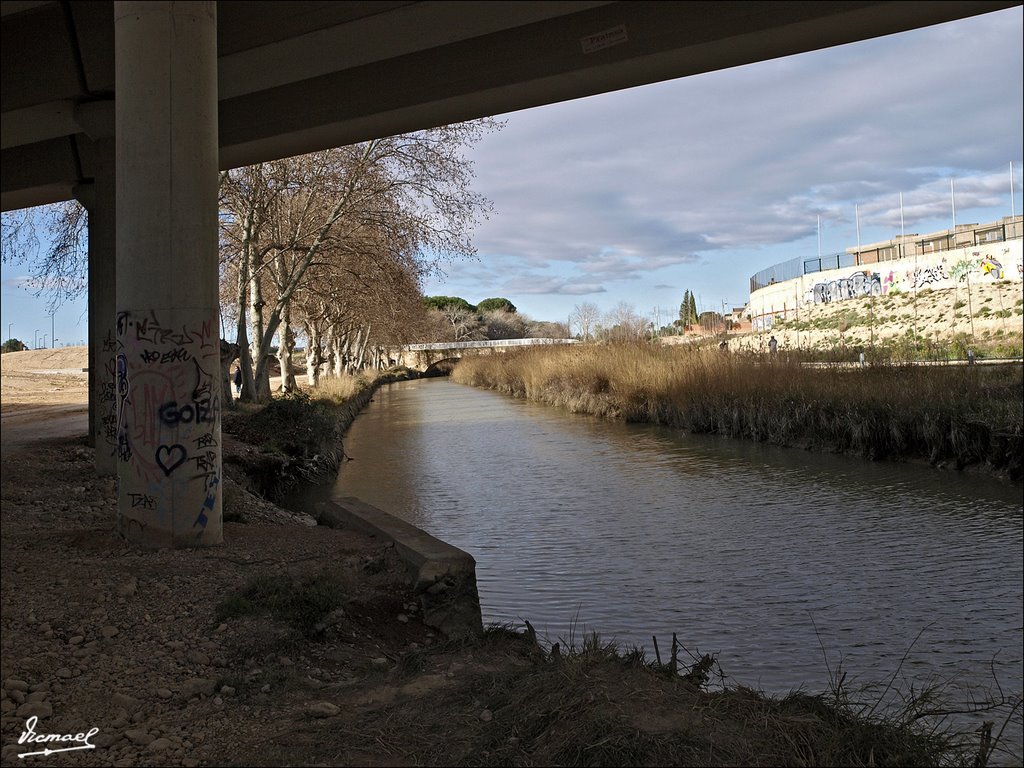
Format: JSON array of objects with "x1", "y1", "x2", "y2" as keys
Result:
[{"x1": 452, "y1": 343, "x2": 1023, "y2": 480}]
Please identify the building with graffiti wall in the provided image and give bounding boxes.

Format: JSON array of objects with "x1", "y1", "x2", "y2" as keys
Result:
[{"x1": 748, "y1": 215, "x2": 1024, "y2": 331}]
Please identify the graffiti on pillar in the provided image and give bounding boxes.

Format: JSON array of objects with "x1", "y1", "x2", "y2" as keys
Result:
[
  {"x1": 116, "y1": 309, "x2": 221, "y2": 543},
  {"x1": 128, "y1": 493, "x2": 156, "y2": 509},
  {"x1": 155, "y1": 443, "x2": 187, "y2": 476}
]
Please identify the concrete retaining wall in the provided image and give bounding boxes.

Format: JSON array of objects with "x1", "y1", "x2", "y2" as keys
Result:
[
  {"x1": 315, "y1": 497, "x2": 483, "y2": 639},
  {"x1": 750, "y1": 239, "x2": 1023, "y2": 329}
]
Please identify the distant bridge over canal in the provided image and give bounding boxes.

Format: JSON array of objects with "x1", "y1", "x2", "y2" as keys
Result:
[{"x1": 399, "y1": 338, "x2": 578, "y2": 373}]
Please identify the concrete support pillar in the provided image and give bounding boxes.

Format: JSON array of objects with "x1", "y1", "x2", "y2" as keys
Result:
[
  {"x1": 114, "y1": 1, "x2": 222, "y2": 547},
  {"x1": 77, "y1": 140, "x2": 118, "y2": 475}
]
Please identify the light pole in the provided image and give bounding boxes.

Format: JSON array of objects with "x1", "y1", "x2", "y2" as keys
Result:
[
  {"x1": 7, "y1": 323, "x2": 12, "y2": 342},
  {"x1": 42, "y1": 334, "x2": 48, "y2": 348},
  {"x1": 34, "y1": 329, "x2": 40, "y2": 349},
  {"x1": 50, "y1": 311, "x2": 55, "y2": 349}
]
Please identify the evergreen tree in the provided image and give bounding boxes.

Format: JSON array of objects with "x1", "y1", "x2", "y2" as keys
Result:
[
  {"x1": 679, "y1": 290, "x2": 691, "y2": 327},
  {"x1": 678, "y1": 290, "x2": 699, "y2": 328}
]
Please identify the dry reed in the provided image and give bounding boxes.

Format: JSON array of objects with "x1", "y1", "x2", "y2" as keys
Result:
[{"x1": 452, "y1": 343, "x2": 1023, "y2": 479}]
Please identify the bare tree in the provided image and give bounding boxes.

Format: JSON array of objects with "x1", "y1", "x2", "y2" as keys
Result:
[
  {"x1": 1, "y1": 202, "x2": 88, "y2": 312},
  {"x1": 604, "y1": 301, "x2": 646, "y2": 341},
  {"x1": 219, "y1": 119, "x2": 500, "y2": 402},
  {"x1": 570, "y1": 301, "x2": 600, "y2": 341}
]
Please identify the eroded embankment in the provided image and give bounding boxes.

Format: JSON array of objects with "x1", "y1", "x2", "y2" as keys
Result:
[
  {"x1": 451, "y1": 343, "x2": 1024, "y2": 481},
  {"x1": 221, "y1": 370, "x2": 416, "y2": 505}
]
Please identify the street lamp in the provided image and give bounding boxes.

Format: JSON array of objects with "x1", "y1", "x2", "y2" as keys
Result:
[
  {"x1": 50, "y1": 311, "x2": 55, "y2": 349},
  {"x1": 34, "y1": 329, "x2": 40, "y2": 349},
  {"x1": 7, "y1": 323, "x2": 12, "y2": 342},
  {"x1": 42, "y1": 334, "x2": 48, "y2": 348}
]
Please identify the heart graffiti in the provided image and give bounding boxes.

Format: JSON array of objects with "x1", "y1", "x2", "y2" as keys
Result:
[{"x1": 155, "y1": 444, "x2": 187, "y2": 476}]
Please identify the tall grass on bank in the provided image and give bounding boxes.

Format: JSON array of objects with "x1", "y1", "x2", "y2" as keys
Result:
[{"x1": 451, "y1": 343, "x2": 1024, "y2": 479}]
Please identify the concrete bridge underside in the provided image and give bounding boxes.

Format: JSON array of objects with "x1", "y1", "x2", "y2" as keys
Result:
[{"x1": 2, "y1": 0, "x2": 1015, "y2": 547}]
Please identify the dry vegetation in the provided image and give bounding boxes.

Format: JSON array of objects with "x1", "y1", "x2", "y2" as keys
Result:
[
  {"x1": 731, "y1": 280, "x2": 1024, "y2": 358},
  {"x1": 452, "y1": 343, "x2": 1024, "y2": 480}
]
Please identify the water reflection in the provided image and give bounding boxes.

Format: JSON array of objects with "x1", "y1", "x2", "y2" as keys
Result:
[{"x1": 330, "y1": 378, "x2": 1022, "y2": 747}]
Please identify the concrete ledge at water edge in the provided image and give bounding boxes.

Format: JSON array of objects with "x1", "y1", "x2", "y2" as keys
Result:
[{"x1": 315, "y1": 497, "x2": 483, "y2": 639}]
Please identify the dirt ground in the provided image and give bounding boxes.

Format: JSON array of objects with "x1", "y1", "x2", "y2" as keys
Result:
[{"x1": 1, "y1": 348, "x2": 460, "y2": 766}]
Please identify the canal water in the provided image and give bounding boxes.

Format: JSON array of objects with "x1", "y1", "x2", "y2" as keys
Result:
[{"x1": 328, "y1": 378, "x2": 1023, "y2": 747}]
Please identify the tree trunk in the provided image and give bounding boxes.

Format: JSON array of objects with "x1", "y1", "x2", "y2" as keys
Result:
[
  {"x1": 331, "y1": 326, "x2": 346, "y2": 378},
  {"x1": 220, "y1": 339, "x2": 239, "y2": 409},
  {"x1": 235, "y1": 253, "x2": 257, "y2": 402},
  {"x1": 304, "y1": 320, "x2": 322, "y2": 388},
  {"x1": 276, "y1": 300, "x2": 297, "y2": 393},
  {"x1": 249, "y1": 272, "x2": 272, "y2": 402}
]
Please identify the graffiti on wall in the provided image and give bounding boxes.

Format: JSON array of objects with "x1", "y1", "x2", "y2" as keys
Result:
[
  {"x1": 811, "y1": 270, "x2": 883, "y2": 305},
  {"x1": 116, "y1": 309, "x2": 221, "y2": 544}
]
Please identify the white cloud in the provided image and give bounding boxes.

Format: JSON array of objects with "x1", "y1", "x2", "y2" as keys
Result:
[{"x1": 436, "y1": 8, "x2": 1023, "y2": 315}]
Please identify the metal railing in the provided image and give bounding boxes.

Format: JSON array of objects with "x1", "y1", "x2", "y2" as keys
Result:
[{"x1": 405, "y1": 338, "x2": 578, "y2": 351}]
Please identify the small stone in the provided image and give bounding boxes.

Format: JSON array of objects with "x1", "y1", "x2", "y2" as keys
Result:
[
  {"x1": 181, "y1": 678, "x2": 217, "y2": 698},
  {"x1": 155, "y1": 688, "x2": 173, "y2": 700},
  {"x1": 260, "y1": 684, "x2": 271, "y2": 693},
  {"x1": 124, "y1": 729, "x2": 153, "y2": 746},
  {"x1": 9, "y1": 690, "x2": 25, "y2": 705},
  {"x1": 147, "y1": 737, "x2": 172, "y2": 752},
  {"x1": 38, "y1": 623, "x2": 51, "y2": 633},
  {"x1": 94, "y1": 732, "x2": 119, "y2": 748},
  {"x1": 182, "y1": 760, "x2": 199, "y2": 768},
  {"x1": 4, "y1": 679, "x2": 29, "y2": 693},
  {"x1": 479, "y1": 709, "x2": 493, "y2": 722},
  {"x1": 111, "y1": 693, "x2": 140, "y2": 711},
  {"x1": 69, "y1": 636, "x2": 84, "y2": 645},
  {"x1": 116, "y1": 578, "x2": 137, "y2": 597},
  {"x1": 307, "y1": 701, "x2": 340, "y2": 718},
  {"x1": 55, "y1": 667, "x2": 73, "y2": 679},
  {"x1": 396, "y1": 614, "x2": 409, "y2": 624},
  {"x1": 187, "y1": 650, "x2": 210, "y2": 666},
  {"x1": 371, "y1": 657, "x2": 387, "y2": 666},
  {"x1": 101, "y1": 626, "x2": 119, "y2": 638},
  {"x1": 16, "y1": 701, "x2": 52, "y2": 719},
  {"x1": 215, "y1": 623, "x2": 228, "y2": 633},
  {"x1": 26, "y1": 691, "x2": 48, "y2": 703},
  {"x1": 219, "y1": 686, "x2": 235, "y2": 696},
  {"x1": 278, "y1": 656, "x2": 293, "y2": 666},
  {"x1": 213, "y1": 696, "x2": 223, "y2": 707}
]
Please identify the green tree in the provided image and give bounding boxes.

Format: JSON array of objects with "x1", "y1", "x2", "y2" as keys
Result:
[
  {"x1": 679, "y1": 290, "x2": 699, "y2": 328},
  {"x1": 476, "y1": 297, "x2": 516, "y2": 314},
  {"x1": 423, "y1": 295, "x2": 476, "y2": 313},
  {"x1": 2, "y1": 338, "x2": 27, "y2": 353}
]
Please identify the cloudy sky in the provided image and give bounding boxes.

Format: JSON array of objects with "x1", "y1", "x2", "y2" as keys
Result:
[
  {"x1": 2, "y1": 6, "x2": 1022, "y2": 344},
  {"x1": 423, "y1": 5, "x2": 1024, "y2": 325}
]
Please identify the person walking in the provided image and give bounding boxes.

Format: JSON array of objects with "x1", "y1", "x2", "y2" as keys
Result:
[
  {"x1": 233, "y1": 366, "x2": 242, "y2": 396},
  {"x1": 768, "y1": 335, "x2": 778, "y2": 355}
]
